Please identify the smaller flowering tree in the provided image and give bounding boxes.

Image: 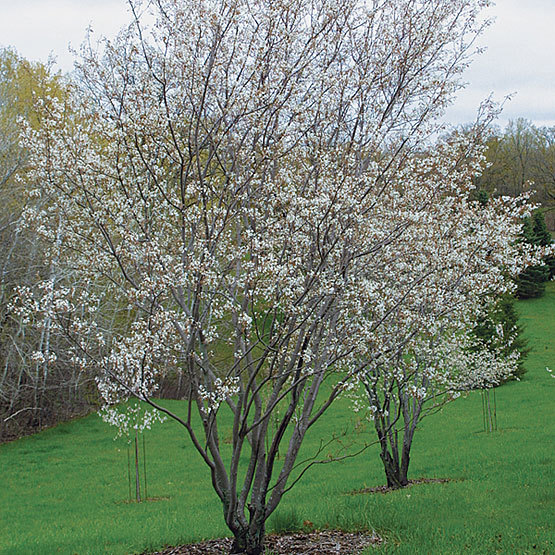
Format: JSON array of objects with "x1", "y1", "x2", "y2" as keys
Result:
[
  {"x1": 471, "y1": 293, "x2": 530, "y2": 432},
  {"x1": 103, "y1": 401, "x2": 162, "y2": 503},
  {"x1": 349, "y1": 136, "x2": 550, "y2": 489}
]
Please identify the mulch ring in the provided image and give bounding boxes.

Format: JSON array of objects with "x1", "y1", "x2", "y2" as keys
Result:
[
  {"x1": 151, "y1": 530, "x2": 383, "y2": 554},
  {"x1": 349, "y1": 477, "x2": 453, "y2": 495}
]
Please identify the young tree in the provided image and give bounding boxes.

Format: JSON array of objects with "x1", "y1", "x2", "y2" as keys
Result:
[
  {"x1": 472, "y1": 295, "x2": 528, "y2": 382},
  {"x1": 17, "y1": 0, "x2": 536, "y2": 552}
]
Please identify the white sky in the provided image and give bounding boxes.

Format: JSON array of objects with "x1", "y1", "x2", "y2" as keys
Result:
[{"x1": 0, "y1": 0, "x2": 554, "y2": 128}]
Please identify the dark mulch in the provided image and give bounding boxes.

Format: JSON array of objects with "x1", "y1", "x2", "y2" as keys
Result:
[
  {"x1": 349, "y1": 477, "x2": 453, "y2": 495},
  {"x1": 150, "y1": 530, "x2": 382, "y2": 554}
]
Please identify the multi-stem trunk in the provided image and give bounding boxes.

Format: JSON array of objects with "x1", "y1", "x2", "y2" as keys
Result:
[
  {"x1": 229, "y1": 519, "x2": 266, "y2": 555},
  {"x1": 378, "y1": 436, "x2": 410, "y2": 489},
  {"x1": 374, "y1": 389, "x2": 423, "y2": 489}
]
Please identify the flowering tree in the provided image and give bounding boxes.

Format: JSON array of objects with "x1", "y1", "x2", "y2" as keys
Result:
[
  {"x1": 15, "y1": 0, "x2": 532, "y2": 552},
  {"x1": 348, "y1": 135, "x2": 545, "y2": 488}
]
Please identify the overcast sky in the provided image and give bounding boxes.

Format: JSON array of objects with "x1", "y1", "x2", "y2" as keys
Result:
[{"x1": 1, "y1": 0, "x2": 553, "y2": 128}]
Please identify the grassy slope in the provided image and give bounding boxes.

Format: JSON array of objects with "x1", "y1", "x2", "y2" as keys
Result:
[{"x1": 1, "y1": 285, "x2": 553, "y2": 554}]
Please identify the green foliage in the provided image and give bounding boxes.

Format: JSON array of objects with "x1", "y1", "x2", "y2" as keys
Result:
[
  {"x1": 531, "y1": 211, "x2": 555, "y2": 279},
  {"x1": 515, "y1": 211, "x2": 553, "y2": 299},
  {"x1": 531, "y1": 211, "x2": 552, "y2": 247},
  {"x1": 0, "y1": 286, "x2": 553, "y2": 554},
  {"x1": 515, "y1": 265, "x2": 548, "y2": 299}
]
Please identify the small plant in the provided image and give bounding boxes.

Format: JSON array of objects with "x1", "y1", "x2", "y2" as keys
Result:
[{"x1": 104, "y1": 401, "x2": 157, "y2": 503}]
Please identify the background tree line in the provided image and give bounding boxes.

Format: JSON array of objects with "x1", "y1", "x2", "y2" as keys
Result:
[
  {"x1": 476, "y1": 117, "x2": 555, "y2": 229},
  {"x1": 0, "y1": 48, "x2": 84, "y2": 440}
]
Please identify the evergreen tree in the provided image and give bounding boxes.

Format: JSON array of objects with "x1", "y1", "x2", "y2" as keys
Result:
[
  {"x1": 532, "y1": 211, "x2": 552, "y2": 246},
  {"x1": 470, "y1": 188, "x2": 489, "y2": 207},
  {"x1": 515, "y1": 211, "x2": 552, "y2": 298}
]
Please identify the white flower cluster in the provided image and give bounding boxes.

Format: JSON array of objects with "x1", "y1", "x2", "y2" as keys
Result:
[
  {"x1": 99, "y1": 401, "x2": 167, "y2": 439},
  {"x1": 198, "y1": 377, "x2": 241, "y2": 414}
]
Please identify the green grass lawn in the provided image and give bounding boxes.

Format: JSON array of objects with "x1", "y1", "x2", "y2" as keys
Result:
[{"x1": 1, "y1": 284, "x2": 554, "y2": 554}]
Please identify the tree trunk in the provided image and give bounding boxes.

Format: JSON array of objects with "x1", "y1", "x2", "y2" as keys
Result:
[
  {"x1": 230, "y1": 525, "x2": 265, "y2": 555},
  {"x1": 380, "y1": 448, "x2": 409, "y2": 489},
  {"x1": 400, "y1": 441, "x2": 410, "y2": 485}
]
